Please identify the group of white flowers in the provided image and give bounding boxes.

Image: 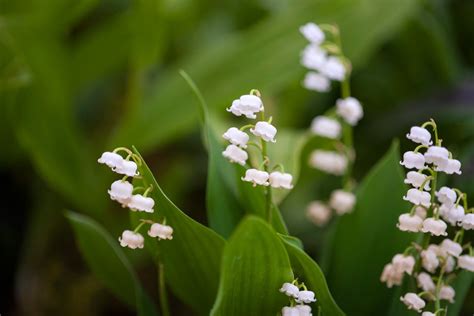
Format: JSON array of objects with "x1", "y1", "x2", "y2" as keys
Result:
[
  {"x1": 280, "y1": 281, "x2": 317, "y2": 316},
  {"x1": 222, "y1": 91, "x2": 294, "y2": 190},
  {"x1": 380, "y1": 120, "x2": 473, "y2": 315},
  {"x1": 98, "y1": 148, "x2": 173, "y2": 249}
]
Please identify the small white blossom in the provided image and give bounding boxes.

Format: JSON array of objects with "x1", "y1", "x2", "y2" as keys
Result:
[
  {"x1": 440, "y1": 239, "x2": 462, "y2": 257},
  {"x1": 227, "y1": 95, "x2": 263, "y2": 119},
  {"x1": 296, "y1": 290, "x2": 317, "y2": 304},
  {"x1": 392, "y1": 254, "x2": 415, "y2": 275},
  {"x1": 421, "y1": 218, "x2": 447, "y2": 236},
  {"x1": 381, "y1": 263, "x2": 403, "y2": 288},
  {"x1": 282, "y1": 306, "x2": 299, "y2": 316},
  {"x1": 242, "y1": 169, "x2": 270, "y2": 186},
  {"x1": 406, "y1": 126, "x2": 432, "y2": 146},
  {"x1": 397, "y1": 213, "x2": 423, "y2": 232},
  {"x1": 435, "y1": 187, "x2": 457, "y2": 207},
  {"x1": 440, "y1": 204, "x2": 464, "y2": 226},
  {"x1": 421, "y1": 248, "x2": 440, "y2": 273},
  {"x1": 306, "y1": 201, "x2": 332, "y2": 226},
  {"x1": 444, "y1": 256, "x2": 456, "y2": 273},
  {"x1": 303, "y1": 72, "x2": 330, "y2": 92},
  {"x1": 417, "y1": 272, "x2": 435, "y2": 292},
  {"x1": 269, "y1": 172, "x2": 293, "y2": 189},
  {"x1": 400, "y1": 293, "x2": 425, "y2": 312},
  {"x1": 108, "y1": 180, "x2": 133, "y2": 206},
  {"x1": 400, "y1": 151, "x2": 425, "y2": 170},
  {"x1": 223, "y1": 127, "x2": 249, "y2": 148},
  {"x1": 424, "y1": 146, "x2": 449, "y2": 167},
  {"x1": 422, "y1": 312, "x2": 435, "y2": 316},
  {"x1": 310, "y1": 116, "x2": 341, "y2": 139},
  {"x1": 279, "y1": 282, "x2": 299, "y2": 298},
  {"x1": 251, "y1": 121, "x2": 277, "y2": 143},
  {"x1": 320, "y1": 56, "x2": 346, "y2": 81},
  {"x1": 415, "y1": 206, "x2": 427, "y2": 220},
  {"x1": 301, "y1": 44, "x2": 327, "y2": 71},
  {"x1": 222, "y1": 144, "x2": 248, "y2": 166},
  {"x1": 115, "y1": 160, "x2": 139, "y2": 177},
  {"x1": 148, "y1": 223, "x2": 173, "y2": 240},
  {"x1": 403, "y1": 189, "x2": 431, "y2": 208},
  {"x1": 427, "y1": 244, "x2": 447, "y2": 259},
  {"x1": 329, "y1": 190, "x2": 356, "y2": 215},
  {"x1": 458, "y1": 255, "x2": 474, "y2": 272},
  {"x1": 309, "y1": 150, "x2": 347, "y2": 175},
  {"x1": 119, "y1": 230, "x2": 144, "y2": 249},
  {"x1": 439, "y1": 285, "x2": 455, "y2": 303},
  {"x1": 460, "y1": 213, "x2": 474, "y2": 230},
  {"x1": 404, "y1": 171, "x2": 430, "y2": 190},
  {"x1": 300, "y1": 22, "x2": 325, "y2": 44},
  {"x1": 436, "y1": 158, "x2": 461, "y2": 175},
  {"x1": 98, "y1": 151, "x2": 124, "y2": 170},
  {"x1": 335, "y1": 97, "x2": 363, "y2": 126},
  {"x1": 128, "y1": 194, "x2": 154, "y2": 213},
  {"x1": 295, "y1": 305, "x2": 312, "y2": 316}
]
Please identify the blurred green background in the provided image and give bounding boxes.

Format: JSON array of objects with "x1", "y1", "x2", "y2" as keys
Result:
[{"x1": 1, "y1": 0, "x2": 473, "y2": 314}]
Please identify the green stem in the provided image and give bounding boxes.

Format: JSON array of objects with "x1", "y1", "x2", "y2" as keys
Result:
[
  {"x1": 260, "y1": 110, "x2": 272, "y2": 224},
  {"x1": 158, "y1": 262, "x2": 171, "y2": 316},
  {"x1": 434, "y1": 267, "x2": 445, "y2": 312}
]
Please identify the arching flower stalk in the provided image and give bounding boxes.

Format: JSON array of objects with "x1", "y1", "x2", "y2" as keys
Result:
[
  {"x1": 300, "y1": 22, "x2": 363, "y2": 226},
  {"x1": 381, "y1": 119, "x2": 473, "y2": 315},
  {"x1": 279, "y1": 279, "x2": 317, "y2": 316}
]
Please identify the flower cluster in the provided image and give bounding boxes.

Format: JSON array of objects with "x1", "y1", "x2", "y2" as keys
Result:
[
  {"x1": 380, "y1": 120, "x2": 474, "y2": 314},
  {"x1": 300, "y1": 23, "x2": 363, "y2": 226},
  {"x1": 280, "y1": 280, "x2": 317, "y2": 316},
  {"x1": 98, "y1": 148, "x2": 173, "y2": 249}
]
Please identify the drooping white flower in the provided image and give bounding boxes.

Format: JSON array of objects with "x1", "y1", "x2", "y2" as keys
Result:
[
  {"x1": 279, "y1": 282, "x2": 299, "y2": 298},
  {"x1": 223, "y1": 127, "x2": 249, "y2": 148},
  {"x1": 458, "y1": 255, "x2": 474, "y2": 272},
  {"x1": 119, "y1": 230, "x2": 144, "y2": 249},
  {"x1": 435, "y1": 187, "x2": 457, "y2": 207},
  {"x1": 320, "y1": 56, "x2": 346, "y2": 81},
  {"x1": 444, "y1": 256, "x2": 456, "y2": 273},
  {"x1": 300, "y1": 22, "x2": 325, "y2": 44},
  {"x1": 98, "y1": 151, "x2": 124, "y2": 170},
  {"x1": 269, "y1": 172, "x2": 293, "y2": 189},
  {"x1": 415, "y1": 206, "x2": 427, "y2": 220},
  {"x1": 128, "y1": 194, "x2": 155, "y2": 213},
  {"x1": 424, "y1": 146, "x2": 449, "y2": 167},
  {"x1": 403, "y1": 189, "x2": 431, "y2": 207},
  {"x1": 282, "y1": 306, "x2": 299, "y2": 316},
  {"x1": 392, "y1": 254, "x2": 415, "y2": 275},
  {"x1": 421, "y1": 248, "x2": 440, "y2": 273},
  {"x1": 421, "y1": 218, "x2": 447, "y2": 236},
  {"x1": 251, "y1": 121, "x2": 277, "y2": 142},
  {"x1": 406, "y1": 126, "x2": 432, "y2": 146},
  {"x1": 404, "y1": 171, "x2": 430, "y2": 190},
  {"x1": 222, "y1": 144, "x2": 248, "y2": 166},
  {"x1": 335, "y1": 97, "x2": 363, "y2": 126},
  {"x1": 422, "y1": 312, "x2": 436, "y2": 316},
  {"x1": 115, "y1": 160, "x2": 139, "y2": 177},
  {"x1": 397, "y1": 213, "x2": 423, "y2": 232},
  {"x1": 400, "y1": 293, "x2": 425, "y2": 312},
  {"x1": 436, "y1": 158, "x2": 462, "y2": 175},
  {"x1": 226, "y1": 95, "x2": 263, "y2": 119},
  {"x1": 310, "y1": 116, "x2": 341, "y2": 139},
  {"x1": 296, "y1": 290, "x2": 317, "y2": 304},
  {"x1": 306, "y1": 201, "x2": 332, "y2": 226},
  {"x1": 417, "y1": 272, "x2": 435, "y2": 292},
  {"x1": 440, "y1": 204, "x2": 464, "y2": 226},
  {"x1": 108, "y1": 180, "x2": 133, "y2": 206},
  {"x1": 380, "y1": 263, "x2": 403, "y2": 288},
  {"x1": 241, "y1": 169, "x2": 270, "y2": 186},
  {"x1": 440, "y1": 239, "x2": 462, "y2": 257},
  {"x1": 303, "y1": 72, "x2": 330, "y2": 92},
  {"x1": 427, "y1": 244, "x2": 447, "y2": 259},
  {"x1": 439, "y1": 285, "x2": 455, "y2": 303},
  {"x1": 460, "y1": 213, "x2": 474, "y2": 230},
  {"x1": 309, "y1": 150, "x2": 347, "y2": 175},
  {"x1": 400, "y1": 151, "x2": 425, "y2": 170},
  {"x1": 148, "y1": 223, "x2": 173, "y2": 240},
  {"x1": 295, "y1": 305, "x2": 312, "y2": 316},
  {"x1": 301, "y1": 44, "x2": 327, "y2": 71},
  {"x1": 329, "y1": 190, "x2": 356, "y2": 215}
]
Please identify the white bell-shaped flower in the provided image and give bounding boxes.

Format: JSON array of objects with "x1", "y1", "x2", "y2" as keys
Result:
[
  {"x1": 301, "y1": 44, "x2": 327, "y2": 71},
  {"x1": 404, "y1": 171, "x2": 430, "y2": 190},
  {"x1": 406, "y1": 126, "x2": 432, "y2": 146},
  {"x1": 108, "y1": 180, "x2": 133, "y2": 206},
  {"x1": 336, "y1": 97, "x2": 363, "y2": 126},
  {"x1": 282, "y1": 306, "x2": 299, "y2": 316},
  {"x1": 148, "y1": 223, "x2": 173, "y2": 240},
  {"x1": 440, "y1": 239, "x2": 462, "y2": 257},
  {"x1": 251, "y1": 121, "x2": 277, "y2": 142},
  {"x1": 415, "y1": 206, "x2": 427, "y2": 220},
  {"x1": 241, "y1": 169, "x2": 269, "y2": 186},
  {"x1": 223, "y1": 127, "x2": 249, "y2": 148},
  {"x1": 309, "y1": 150, "x2": 347, "y2": 175},
  {"x1": 227, "y1": 95, "x2": 263, "y2": 119},
  {"x1": 428, "y1": 244, "x2": 447, "y2": 259},
  {"x1": 435, "y1": 186, "x2": 457, "y2": 207},
  {"x1": 269, "y1": 172, "x2": 293, "y2": 189},
  {"x1": 400, "y1": 293, "x2": 425, "y2": 312},
  {"x1": 119, "y1": 230, "x2": 144, "y2": 249},
  {"x1": 440, "y1": 204, "x2": 464, "y2": 226},
  {"x1": 397, "y1": 213, "x2": 423, "y2": 232},
  {"x1": 424, "y1": 146, "x2": 449, "y2": 166},
  {"x1": 439, "y1": 285, "x2": 455, "y2": 303},
  {"x1": 329, "y1": 190, "x2": 356, "y2": 215},
  {"x1": 310, "y1": 116, "x2": 341, "y2": 139},
  {"x1": 422, "y1": 312, "x2": 435, "y2": 316},
  {"x1": 295, "y1": 305, "x2": 312, "y2": 316},
  {"x1": 421, "y1": 218, "x2": 447, "y2": 236},
  {"x1": 98, "y1": 151, "x2": 124, "y2": 169},
  {"x1": 115, "y1": 160, "x2": 139, "y2": 177},
  {"x1": 128, "y1": 194, "x2": 155, "y2": 213},
  {"x1": 296, "y1": 290, "x2": 317, "y2": 304},
  {"x1": 303, "y1": 72, "x2": 330, "y2": 92},
  {"x1": 380, "y1": 263, "x2": 403, "y2": 288},
  {"x1": 403, "y1": 189, "x2": 431, "y2": 207},
  {"x1": 417, "y1": 272, "x2": 435, "y2": 292},
  {"x1": 421, "y1": 248, "x2": 439, "y2": 273},
  {"x1": 279, "y1": 282, "x2": 299, "y2": 298},
  {"x1": 320, "y1": 56, "x2": 346, "y2": 81},
  {"x1": 400, "y1": 151, "x2": 425, "y2": 170},
  {"x1": 458, "y1": 255, "x2": 474, "y2": 272},
  {"x1": 299, "y1": 22, "x2": 325, "y2": 44},
  {"x1": 436, "y1": 158, "x2": 461, "y2": 175},
  {"x1": 444, "y1": 256, "x2": 456, "y2": 273},
  {"x1": 222, "y1": 144, "x2": 248, "y2": 166},
  {"x1": 306, "y1": 201, "x2": 332, "y2": 226},
  {"x1": 392, "y1": 254, "x2": 415, "y2": 275},
  {"x1": 460, "y1": 213, "x2": 474, "y2": 230}
]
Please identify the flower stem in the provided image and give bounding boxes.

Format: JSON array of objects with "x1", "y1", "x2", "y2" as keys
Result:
[
  {"x1": 260, "y1": 109, "x2": 272, "y2": 224},
  {"x1": 158, "y1": 262, "x2": 171, "y2": 316}
]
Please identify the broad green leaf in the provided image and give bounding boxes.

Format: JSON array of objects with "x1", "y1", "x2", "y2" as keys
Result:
[
  {"x1": 211, "y1": 216, "x2": 293, "y2": 316},
  {"x1": 324, "y1": 141, "x2": 417, "y2": 315},
  {"x1": 280, "y1": 235, "x2": 345, "y2": 316},
  {"x1": 66, "y1": 211, "x2": 157, "y2": 316},
  {"x1": 131, "y1": 147, "x2": 226, "y2": 315},
  {"x1": 447, "y1": 271, "x2": 473, "y2": 316}
]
